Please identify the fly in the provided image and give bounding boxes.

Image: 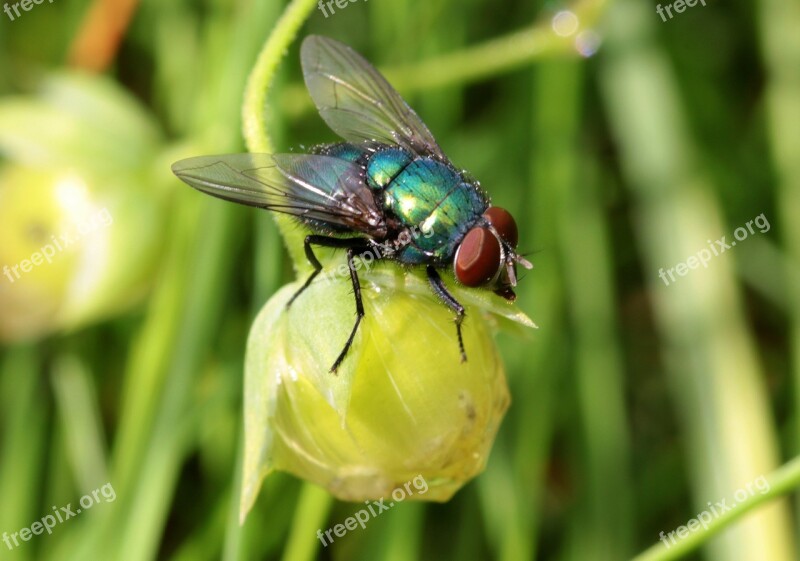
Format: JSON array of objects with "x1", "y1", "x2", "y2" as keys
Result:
[{"x1": 172, "y1": 35, "x2": 532, "y2": 373}]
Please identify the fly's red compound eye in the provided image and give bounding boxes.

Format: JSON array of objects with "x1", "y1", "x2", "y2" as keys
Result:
[
  {"x1": 455, "y1": 227, "x2": 502, "y2": 287},
  {"x1": 483, "y1": 207, "x2": 518, "y2": 248}
]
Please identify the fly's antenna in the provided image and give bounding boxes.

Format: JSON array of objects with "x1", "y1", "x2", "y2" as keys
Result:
[{"x1": 514, "y1": 253, "x2": 533, "y2": 270}]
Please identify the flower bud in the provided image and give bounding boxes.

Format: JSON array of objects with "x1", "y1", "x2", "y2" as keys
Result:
[
  {"x1": 0, "y1": 73, "x2": 166, "y2": 341},
  {"x1": 241, "y1": 266, "x2": 534, "y2": 517}
]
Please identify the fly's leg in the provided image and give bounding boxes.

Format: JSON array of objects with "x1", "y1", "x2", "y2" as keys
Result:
[
  {"x1": 286, "y1": 235, "x2": 367, "y2": 308},
  {"x1": 426, "y1": 265, "x2": 467, "y2": 362},
  {"x1": 329, "y1": 246, "x2": 370, "y2": 373},
  {"x1": 285, "y1": 235, "x2": 376, "y2": 373}
]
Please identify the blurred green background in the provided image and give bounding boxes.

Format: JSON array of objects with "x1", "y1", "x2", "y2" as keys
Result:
[{"x1": 2, "y1": 0, "x2": 800, "y2": 559}]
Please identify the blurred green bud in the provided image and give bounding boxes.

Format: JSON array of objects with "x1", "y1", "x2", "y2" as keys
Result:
[
  {"x1": 241, "y1": 267, "x2": 534, "y2": 518},
  {"x1": 0, "y1": 73, "x2": 166, "y2": 341}
]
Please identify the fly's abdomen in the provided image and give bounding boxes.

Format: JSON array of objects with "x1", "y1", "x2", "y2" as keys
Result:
[{"x1": 383, "y1": 158, "x2": 487, "y2": 262}]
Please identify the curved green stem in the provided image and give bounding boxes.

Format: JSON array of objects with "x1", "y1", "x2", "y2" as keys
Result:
[
  {"x1": 241, "y1": 0, "x2": 319, "y2": 268},
  {"x1": 632, "y1": 455, "x2": 800, "y2": 561},
  {"x1": 382, "y1": 17, "x2": 580, "y2": 91},
  {"x1": 242, "y1": 0, "x2": 316, "y2": 153}
]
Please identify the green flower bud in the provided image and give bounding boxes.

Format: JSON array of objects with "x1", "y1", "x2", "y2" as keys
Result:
[
  {"x1": 0, "y1": 73, "x2": 166, "y2": 341},
  {"x1": 241, "y1": 266, "x2": 534, "y2": 518}
]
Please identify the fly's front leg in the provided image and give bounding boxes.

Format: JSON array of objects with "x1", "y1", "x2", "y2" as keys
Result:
[
  {"x1": 286, "y1": 235, "x2": 366, "y2": 308},
  {"x1": 426, "y1": 265, "x2": 467, "y2": 362}
]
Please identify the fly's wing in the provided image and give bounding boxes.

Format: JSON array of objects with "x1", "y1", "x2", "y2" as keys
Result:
[
  {"x1": 301, "y1": 35, "x2": 447, "y2": 161},
  {"x1": 171, "y1": 153, "x2": 386, "y2": 236}
]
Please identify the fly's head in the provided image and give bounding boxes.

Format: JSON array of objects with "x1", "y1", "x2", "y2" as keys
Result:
[{"x1": 453, "y1": 207, "x2": 532, "y2": 301}]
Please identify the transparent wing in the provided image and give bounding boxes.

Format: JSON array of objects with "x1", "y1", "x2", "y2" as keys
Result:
[
  {"x1": 171, "y1": 153, "x2": 386, "y2": 236},
  {"x1": 301, "y1": 35, "x2": 447, "y2": 160}
]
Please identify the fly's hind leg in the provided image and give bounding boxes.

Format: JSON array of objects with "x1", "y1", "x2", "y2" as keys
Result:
[{"x1": 426, "y1": 265, "x2": 467, "y2": 362}]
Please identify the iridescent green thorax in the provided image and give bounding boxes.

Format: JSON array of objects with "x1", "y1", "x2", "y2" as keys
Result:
[
  {"x1": 375, "y1": 149, "x2": 487, "y2": 263},
  {"x1": 319, "y1": 143, "x2": 488, "y2": 264},
  {"x1": 366, "y1": 148, "x2": 413, "y2": 190}
]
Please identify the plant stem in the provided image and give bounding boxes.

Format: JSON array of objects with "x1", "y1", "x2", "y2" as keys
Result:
[
  {"x1": 280, "y1": 484, "x2": 332, "y2": 561},
  {"x1": 632, "y1": 455, "x2": 800, "y2": 561},
  {"x1": 383, "y1": 24, "x2": 563, "y2": 91},
  {"x1": 241, "y1": 0, "x2": 317, "y2": 154},
  {"x1": 241, "y1": 0, "x2": 319, "y2": 270}
]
